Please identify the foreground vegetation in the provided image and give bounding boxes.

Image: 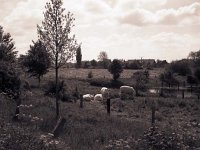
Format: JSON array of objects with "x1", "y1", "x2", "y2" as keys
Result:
[{"x1": 1, "y1": 68, "x2": 200, "y2": 150}]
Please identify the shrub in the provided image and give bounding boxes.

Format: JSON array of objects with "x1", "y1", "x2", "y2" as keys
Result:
[
  {"x1": 136, "y1": 126, "x2": 183, "y2": 150},
  {"x1": 108, "y1": 59, "x2": 123, "y2": 81},
  {"x1": 87, "y1": 71, "x2": 93, "y2": 78},
  {"x1": 132, "y1": 71, "x2": 149, "y2": 96},
  {"x1": 45, "y1": 80, "x2": 65, "y2": 97},
  {"x1": 0, "y1": 62, "x2": 21, "y2": 98},
  {"x1": 0, "y1": 123, "x2": 56, "y2": 150}
]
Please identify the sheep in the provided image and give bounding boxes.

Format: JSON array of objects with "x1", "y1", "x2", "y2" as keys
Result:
[
  {"x1": 120, "y1": 86, "x2": 135, "y2": 100},
  {"x1": 83, "y1": 94, "x2": 94, "y2": 102},
  {"x1": 94, "y1": 94, "x2": 103, "y2": 101},
  {"x1": 100, "y1": 87, "x2": 110, "y2": 100}
]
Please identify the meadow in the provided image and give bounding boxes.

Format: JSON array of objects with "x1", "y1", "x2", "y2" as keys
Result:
[{"x1": 1, "y1": 68, "x2": 200, "y2": 150}]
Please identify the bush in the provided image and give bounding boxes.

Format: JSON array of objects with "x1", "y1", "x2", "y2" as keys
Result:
[
  {"x1": 0, "y1": 123, "x2": 56, "y2": 150},
  {"x1": 108, "y1": 59, "x2": 123, "y2": 81},
  {"x1": 0, "y1": 62, "x2": 21, "y2": 98},
  {"x1": 132, "y1": 71, "x2": 149, "y2": 96},
  {"x1": 45, "y1": 80, "x2": 65, "y2": 97},
  {"x1": 138, "y1": 126, "x2": 183, "y2": 150},
  {"x1": 87, "y1": 71, "x2": 93, "y2": 78}
]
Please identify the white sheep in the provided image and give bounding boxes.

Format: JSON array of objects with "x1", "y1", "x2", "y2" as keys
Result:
[
  {"x1": 83, "y1": 94, "x2": 94, "y2": 102},
  {"x1": 120, "y1": 86, "x2": 135, "y2": 100},
  {"x1": 100, "y1": 87, "x2": 110, "y2": 100},
  {"x1": 94, "y1": 94, "x2": 103, "y2": 101}
]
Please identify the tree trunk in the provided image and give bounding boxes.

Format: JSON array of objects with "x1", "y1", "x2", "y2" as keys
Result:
[{"x1": 55, "y1": 52, "x2": 60, "y2": 118}]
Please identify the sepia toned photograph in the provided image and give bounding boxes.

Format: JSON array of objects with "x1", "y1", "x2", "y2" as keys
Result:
[{"x1": 0, "y1": 0, "x2": 200, "y2": 149}]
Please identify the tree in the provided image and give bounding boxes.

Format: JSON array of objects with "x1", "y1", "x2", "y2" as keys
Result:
[
  {"x1": 188, "y1": 50, "x2": 200, "y2": 66},
  {"x1": 23, "y1": 40, "x2": 51, "y2": 87},
  {"x1": 98, "y1": 51, "x2": 109, "y2": 69},
  {"x1": 76, "y1": 45, "x2": 82, "y2": 68},
  {"x1": 37, "y1": 0, "x2": 77, "y2": 117},
  {"x1": 98, "y1": 51, "x2": 108, "y2": 61},
  {"x1": 132, "y1": 71, "x2": 148, "y2": 96},
  {"x1": 108, "y1": 59, "x2": 123, "y2": 81},
  {"x1": 194, "y1": 68, "x2": 200, "y2": 81},
  {"x1": 0, "y1": 62, "x2": 21, "y2": 120},
  {"x1": 0, "y1": 26, "x2": 17, "y2": 63},
  {"x1": 91, "y1": 59, "x2": 97, "y2": 68},
  {"x1": 168, "y1": 60, "x2": 191, "y2": 76}
]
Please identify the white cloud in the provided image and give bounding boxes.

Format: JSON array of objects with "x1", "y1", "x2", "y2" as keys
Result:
[{"x1": 119, "y1": 2, "x2": 200, "y2": 26}]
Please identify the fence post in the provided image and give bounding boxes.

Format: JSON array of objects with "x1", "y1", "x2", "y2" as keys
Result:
[
  {"x1": 107, "y1": 98, "x2": 111, "y2": 115},
  {"x1": 151, "y1": 100, "x2": 156, "y2": 125},
  {"x1": 80, "y1": 94, "x2": 83, "y2": 108},
  {"x1": 182, "y1": 89, "x2": 185, "y2": 99}
]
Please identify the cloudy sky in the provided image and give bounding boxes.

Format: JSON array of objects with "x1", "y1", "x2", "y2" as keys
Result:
[{"x1": 1, "y1": 0, "x2": 200, "y2": 62}]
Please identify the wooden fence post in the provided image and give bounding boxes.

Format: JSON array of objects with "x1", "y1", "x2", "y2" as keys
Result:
[
  {"x1": 107, "y1": 98, "x2": 111, "y2": 115},
  {"x1": 182, "y1": 89, "x2": 185, "y2": 99},
  {"x1": 151, "y1": 101, "x2": 156, "y2": 125}
]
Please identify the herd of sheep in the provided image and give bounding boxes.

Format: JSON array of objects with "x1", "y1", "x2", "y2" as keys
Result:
[{"x1": 83, "y1": 86, "x2": 135, "y2": 102}]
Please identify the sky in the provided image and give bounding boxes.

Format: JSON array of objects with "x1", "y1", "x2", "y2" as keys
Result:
[{"x1": 1, "y1": 0, "x2": 200, "y2": 62}]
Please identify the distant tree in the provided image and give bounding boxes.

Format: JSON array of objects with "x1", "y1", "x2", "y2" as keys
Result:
[
  {"x1": 168, "y1": 60, "x2": 191, "y2": 76},
  {"x1": 125, "y1": 60, "x2": 142, "y2": 69},
  {"x1": 83, "y1": 61, "x2": 90, "y2": 68},
  {"x1": 90, "y1": 59, "x2": 97, "y2": 68},
  {"x1": 76, "y1": 45, "x2": 82, "y2": 68},
  {"x1": 97, "y1": 51, "x2": 110, "y2": 69},
  {"x1": 188, "y1": 50, "x2": 200, "y2": 66},
  {"x1": 98, "y1": 51, "x2": 108, "y2": 61},
  {"x1": 108, "y1": 59, "x2": 123, "y2": 81},
  {"x1": 0, "y1": 26, "x2": 17, "y2": 63},
  {"x1": 155, "y1": 60, "x2": 168, "y2": 68},
  {"x1": 37, "y1": 0, "x2": 77, "y2": 117},
  {"x1": 23, "y1": 40, "x2": 51, "y2": 87}
]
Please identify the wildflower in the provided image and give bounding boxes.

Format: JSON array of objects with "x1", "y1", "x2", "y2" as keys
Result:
[{"x1": 55, "y1": 140, "x2": 59, "y2": 145}]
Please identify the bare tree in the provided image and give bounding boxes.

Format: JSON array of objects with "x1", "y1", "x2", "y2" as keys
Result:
[
  {"x1": 98, "y1": 51, "x2": 108, "y2": 61},
  {"x1": 37, "y1": 0, "x2": 77, "y2": 117}
]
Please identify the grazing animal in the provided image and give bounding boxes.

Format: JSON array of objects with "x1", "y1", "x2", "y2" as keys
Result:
[
  {"x1": 94, "y1": 94, "x2": 103, "y2": 101},
  {"x1": 100, "y1": 87, "x2": 110, "y2": 100},
  {"x1": 120, "y1": 86, "x2": 135, "y2": 100},
  {"x1": 83, "y1": 94, "x2": 94, "y2": 101}
]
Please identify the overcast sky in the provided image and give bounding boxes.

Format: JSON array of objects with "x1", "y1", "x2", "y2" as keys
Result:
[{"x1": 1, "y1": 0, "x2": 200, "y2": 62}]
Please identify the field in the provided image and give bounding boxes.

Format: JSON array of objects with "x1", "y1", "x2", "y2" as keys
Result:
[{"x1": 1, "y1": 68, "x2": 200, "y2": 150}]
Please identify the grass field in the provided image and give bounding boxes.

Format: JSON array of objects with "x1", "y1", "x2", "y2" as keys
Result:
[{"x1": 1, "y1": 68, "x2": 200, "y2": 150}]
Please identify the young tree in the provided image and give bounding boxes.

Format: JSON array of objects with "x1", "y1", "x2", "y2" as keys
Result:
[
  {"x1": 108, "y1": 59, "x2": 123, "y2": 81},
  {"x1": 23, "y1": 40, "x2": 51, "y2": 87},
  {"x1": 0, "y1": 25, "x2": 17, "y2": 63},
  {"x1": 76, "y1": 45, "x2": 82, "y2": 68},
  {"x1": 37, "y1": 0, "x2": 77, "y2": 117}
]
